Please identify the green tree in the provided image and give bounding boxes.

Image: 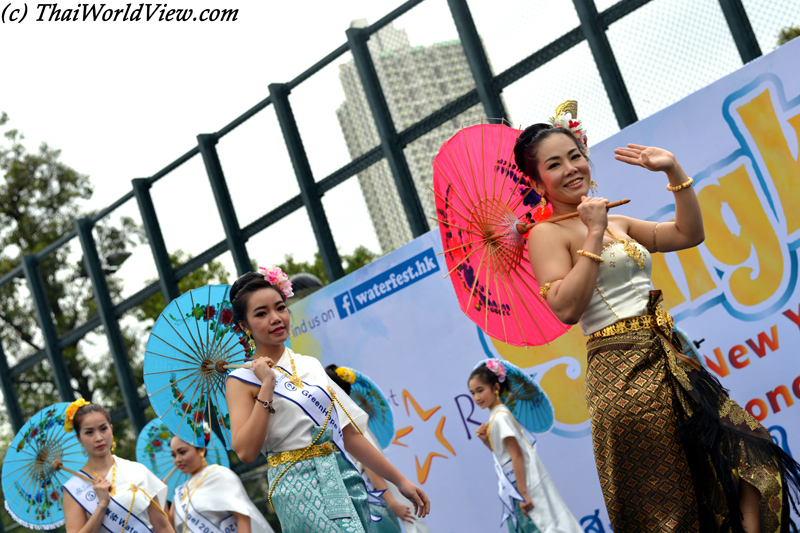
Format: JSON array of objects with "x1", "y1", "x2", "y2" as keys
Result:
[
  {"x1": 277, "y1": 245, "x2": 380, "y2": 285},
  {"x1": 0, "y1": 112, "x2": 148, "y2": 525},
  {"x1": 778, "y1": 26, "x2": 800, "y2": 46},
  {"x1": 135, "y1": 249, "x2": 231, "y2": 325}
]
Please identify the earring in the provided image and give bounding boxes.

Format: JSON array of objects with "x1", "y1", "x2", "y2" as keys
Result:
[
  {"x1": 111, "y1": 440, "x2": 117, "y2": 453},
  {"x1": 536, "y1": 195, "x2": 548, "y2": 210},
  {"x1": 245, "y1": 329, "x2": 256, "y2": 354},
  {"x1": 200, "y1": 450, "x2": 208, "y2": 468},
  {"x1": 590, "y1": 180, "x2": 598, "y2": 194},
  {"x1": 81, "y1": 446, "x2": 87, "y2": 457}
]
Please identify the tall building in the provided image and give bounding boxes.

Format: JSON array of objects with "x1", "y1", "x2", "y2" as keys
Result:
[{"x1": 337, "y1": 20, "x2": 486, "y2": 253}]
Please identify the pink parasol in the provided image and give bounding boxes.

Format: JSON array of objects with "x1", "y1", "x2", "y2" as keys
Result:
[{"x1": 432, "y1": 120, "x2": 629, "y2": 346}]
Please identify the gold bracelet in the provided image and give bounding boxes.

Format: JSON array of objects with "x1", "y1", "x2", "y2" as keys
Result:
[
  {"x1": 577, "y1": 250, "x2": 604, "y2": 264},
  {"x1": 666, "y1": 177, "x2": 693, "y2": 192},
  {"x1": 539, "y1": 279, "x2": 563, "y2": 301},
  {"x1": 652, "y1": 222, "x2": 659, "y2": 253}
]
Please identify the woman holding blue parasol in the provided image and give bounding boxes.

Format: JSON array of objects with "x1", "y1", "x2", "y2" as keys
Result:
[
  {"x1": 224, "y1": 266, "x2": 430, "y2": 532},
  {"x1": 60, "y1": 400, "x2": 174, "y2": 533}
]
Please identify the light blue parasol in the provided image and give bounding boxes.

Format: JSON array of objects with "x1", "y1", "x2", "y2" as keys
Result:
[
  {"x1": 475, "y1": 358, "x2": 555, "y2": 433},
  {"x1": 339, "y1": 367, "x2": 395, "y2": 450},
  {"x1": 143, "y1": 284, "x2": 252, "y2": 450},
  {"x1": 1, "y1": 402, "x2": 90, "y2": 529},
  {"x1": 674, "y1": 326, "x2": 706, "y2": 368},
  {"x1": 135, "y1": 418, "x2": 230, "y2": 502}
]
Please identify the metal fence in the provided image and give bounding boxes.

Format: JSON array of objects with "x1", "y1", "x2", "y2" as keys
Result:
[{"x1": 1, "y1": 0, "x2": 796, "y2": 528}]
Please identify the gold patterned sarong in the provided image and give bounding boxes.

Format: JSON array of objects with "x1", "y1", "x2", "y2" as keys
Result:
[{"x1": 585, "y1": 291, "x2": 799, "y2": 532}]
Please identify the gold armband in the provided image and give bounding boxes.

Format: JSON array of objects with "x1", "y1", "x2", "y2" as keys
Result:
[
  {"x1": 577, "y1": 250, "x2": 604, "y2": 264},
  {"x1": 666, "y1": 177, "x2": 693, "y2": 192}
]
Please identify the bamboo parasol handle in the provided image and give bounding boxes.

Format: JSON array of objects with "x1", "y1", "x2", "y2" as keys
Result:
[
  {"x1": 203, "y1": 362, "x2": 253, "y2": 371},
  {"x1": 52, "y1": 461, "x2": 94, "y2": 484},
  {"x1": 163, "y1": 465, "x2": 178, "y2": 481},
  {"x1": 516, "y1": 199, "x2": 630, "y2": 234}
]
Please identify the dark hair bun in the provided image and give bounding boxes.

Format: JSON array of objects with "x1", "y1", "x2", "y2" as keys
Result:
[{"x1": 514, "y1": 123, "x2": 552, "y2": 177}]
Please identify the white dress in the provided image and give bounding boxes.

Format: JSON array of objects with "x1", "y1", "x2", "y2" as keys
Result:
[
  {"x1": 488, "y1": 404, "x2": 582, "y2": 533},
  {"x1": 172, "y1": 464, "x2": 274, "y2": 533},
  {"x1": 228, "y1": 348, "x2": 368, "y2": 454},
  {"x1": 74, "y1": 455, "x2": 168, "y2": 529}
]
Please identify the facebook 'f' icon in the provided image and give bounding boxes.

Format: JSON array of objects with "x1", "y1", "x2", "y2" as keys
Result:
[{"x1": 334, "y1": 292, "x2": 354, "y2": 319}]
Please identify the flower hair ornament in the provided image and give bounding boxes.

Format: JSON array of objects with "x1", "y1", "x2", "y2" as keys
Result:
[
  {"x1": 549, "y1": 100, "x2": 590, "y2": 157},
  {"x1": 335, "y1": 367, "x2": 356, "y2": 384},
  {"x1": 258, "y1": 265, "x2": 294, "y2": 299},
  {"x1": 485, "y1": 359, "x2": 507, "y2": 383},
  {"x1": 64, "y1": 398, "x2": 91, "y2": 433}
]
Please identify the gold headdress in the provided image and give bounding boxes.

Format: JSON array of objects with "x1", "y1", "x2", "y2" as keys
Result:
[
  {"x1": 549, "y1": 99, "x2": 589, "y2": 155},
  {"x1": 335, "y1": 367, "x2": 356, "y2": 384}
]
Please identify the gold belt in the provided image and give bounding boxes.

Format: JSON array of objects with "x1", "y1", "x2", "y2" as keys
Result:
[
  {"x1": 267, "y1": 441, "x2": 333, "y2": 468},
  {"x1": 590, "y1": 306, "x2": 675, "y2": 339}
]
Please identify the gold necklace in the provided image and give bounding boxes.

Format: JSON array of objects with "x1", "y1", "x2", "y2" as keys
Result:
[
  {"x1": 90, "y1": 458, "x2": 117, "y2": 496},
  {"x1": 274, "y1": 352, "x2": 303, "y2": 389}
]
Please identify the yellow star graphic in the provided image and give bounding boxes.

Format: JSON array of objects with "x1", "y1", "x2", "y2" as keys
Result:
[{"x1": 391, "y1": 390, "x2": 455, "y2": 484}]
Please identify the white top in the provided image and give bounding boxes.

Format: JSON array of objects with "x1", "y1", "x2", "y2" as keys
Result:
[
  {"x1": 80, "y1": 456, "x2": 167, "y2": 528},
  {"x1": 488, "y1": 404, "x2": 582, "y2": 533},
  {"x1": 227, "y1": 348, "x2": 368, "y2": 454},
  {"x1": 579, "y1": 239, "x2": 653, "y2": 335},
  {"x1": 173, "y1": 464, "x2": 274, "y2": 533}
]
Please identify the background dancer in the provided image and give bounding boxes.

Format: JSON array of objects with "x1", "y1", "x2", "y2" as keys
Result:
[
  {"x1": 468, "y1": 361, "x2": 582, "y2": 533},
  {"x1": 62, "y1": 400, "x2": 174, "y2": 533},
  {"x1": 225, "y1": 266, "x2": 430, "y2": 532},
  {"x1": 326, "y1": 363, "x2": 432, "y2": 533},
  {"x1": 168, "y1": 435, "x2": 273, "y2": 533},
  {"x1": 516, "y1": 110, "x2": 800, "y2": 532}
]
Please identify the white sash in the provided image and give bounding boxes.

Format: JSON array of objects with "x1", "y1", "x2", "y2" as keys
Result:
[
  {"x1": 174, "y1": 482, "x2": 237, "y2": 533},
  {"x1": 63, "y1": 475, "x2": 154, "y2": 533},
  {"x1": 231, "y1": 367, "x2": 354, "y2": 466},
  {"x1": 493, "y1": 456, "x2": 524, "y2": 530}
]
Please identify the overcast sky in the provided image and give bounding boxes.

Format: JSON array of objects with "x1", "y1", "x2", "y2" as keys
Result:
[{"x1": 1, "y1": 0, "x2": 796, "y2": 302}]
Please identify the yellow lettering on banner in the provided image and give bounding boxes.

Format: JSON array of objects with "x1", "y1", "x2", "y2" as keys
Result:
[
  {"x1": 737, "y1": 89, "x2": 800, "y2": 234},
  {"x1": 697, "y1": 165, "x2": 782, "y2": 306},
  {"x1": 675, "y1": 246, "x2": 718, "y2": 301},
  {"x1": 650, "y1": 253, "x2": 685, "y2": 307}
]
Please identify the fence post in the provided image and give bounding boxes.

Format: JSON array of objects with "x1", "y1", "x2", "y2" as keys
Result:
[
  {"x1": 0, "y1": 340, "x2": 24, "y2": 432},
  {"x1": 75, "y1": 219, "x2": 147, "y2": 434},
  {"x1": 346, "y1": 26, "x2": 429, "y2": 238},
  {"x1": 718, "y1": 0, "x2": 761, "y2": 63},
  {"x1": 197, "y1": 134, "x2": 252, "y2": 276},
  {"x1": 447, "y1": 0, "x2": 508, "y2": 120},
  {"x1": 21, "y1": 255, "x2": 75, "y2": 403},
  {"x1": 133, "y1": 178, "x2": 181, "y2": 302},
  {"x1": 572, "y1": 0, "x2": 638, "y2": 128},
  {"x1": 269, "y1": 83, "x2": 345, "y2": 281}
]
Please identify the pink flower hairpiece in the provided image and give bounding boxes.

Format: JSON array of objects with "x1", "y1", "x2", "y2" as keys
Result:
[
  {"x1": 485, "y1": 359, "x2": 506, "y2": 383},
  {"x1": 549, "y1": 112, "x2": 590, "y2": 156},
  {"x1": 258, "y1": 265, "x2": 294, "y2": 299}
]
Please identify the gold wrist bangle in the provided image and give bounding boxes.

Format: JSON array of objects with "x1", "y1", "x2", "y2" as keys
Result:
[
  {"x1": 577, "y1": 250, "x2": 604, "y2": 264},
  {"x1": 666, "y1": 177, "x2": 693, "y2": 192}
]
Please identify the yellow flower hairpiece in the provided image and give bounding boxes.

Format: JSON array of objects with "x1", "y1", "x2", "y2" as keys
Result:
[
  {"x1": 335, "y1": 367, "x2": 356, "y2": 384},
  {"x1": 64, "y1": 398, "x2": 91, "y2": 433}
]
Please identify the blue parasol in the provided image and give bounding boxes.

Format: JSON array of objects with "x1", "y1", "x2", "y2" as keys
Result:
[
  {"x1": 340, "y1": 367, "x2": 395, "y2": 450},
  {"x1": 1, "y1": 402, "x2": 90, "y2": 529},
  {"x1": 475, "y1": 358, "x2": 555, "y2": 433},
  {"x1": 674, "y1": 326, "x2": 705, "y2": 368},
  {"x1": 143, "y1": 284, "x2": 252, "y2": 450},
  {"x1": 135, "y1": 418, "x2": 230, "y2": 502}
]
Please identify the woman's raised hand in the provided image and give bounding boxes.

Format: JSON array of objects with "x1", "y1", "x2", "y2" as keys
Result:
[
  {"x1": 251, "y1": 356, "x2": 276, "y2": 389},
  {"x1": 577, "y1": 196, "x2": 609, "y2": 233},
  {"x1": 93, "y1": 478, "x2": 113, "y2": 506},
  {"x1": 614, "y1": 144, "x2": 677, "y2": 173}
]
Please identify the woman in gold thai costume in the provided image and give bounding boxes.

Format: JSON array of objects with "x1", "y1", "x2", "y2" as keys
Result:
[{"x1": 516, "y1": 103, "x2": 800, "y2": 532}]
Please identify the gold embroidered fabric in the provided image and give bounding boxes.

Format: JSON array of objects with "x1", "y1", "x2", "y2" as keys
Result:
[
  {"x1": 605, "y1": 228, "x2": 646, "y2": 270},
  {"x1": 584, "y1": 291, "x2": 791, "y2": 532},
  {"x1": 268, "y1": 441, "x2": 333, "y2": 468}
]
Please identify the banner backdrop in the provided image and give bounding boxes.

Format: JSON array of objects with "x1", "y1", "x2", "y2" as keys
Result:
[{"x1": 286, "y1": 38, "x2": 800, "y2": 532}]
